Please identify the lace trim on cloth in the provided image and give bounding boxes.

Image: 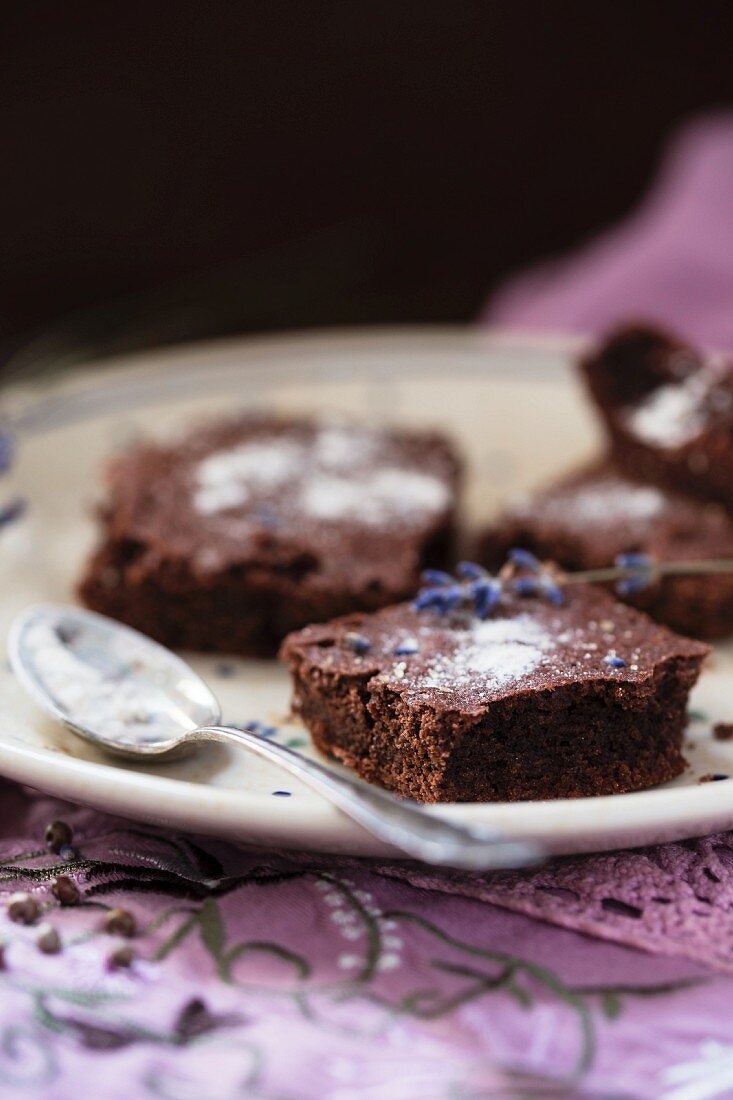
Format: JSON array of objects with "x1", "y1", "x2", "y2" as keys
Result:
[{"x1": 370, "y1": 833, "x2": 733, "y2": 972}]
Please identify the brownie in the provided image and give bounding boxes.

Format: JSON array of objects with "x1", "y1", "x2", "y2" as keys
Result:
[
  {"x1": 478, "y1": 461, "x2": 733, "y2": 639},
  {"x1": 280, "y1": 585, "x2": 708, "y2": 802},
  {"x1": 79, "y1": 416, "x2": 461, "y2": 656},
  {"x1": 580, "y1": 323, "x2": 733, "y2": 507}
]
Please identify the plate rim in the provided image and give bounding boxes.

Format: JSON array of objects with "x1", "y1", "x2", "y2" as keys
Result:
[{"x1": 1, "y1": 323, "x2": 589, "y2": 431}]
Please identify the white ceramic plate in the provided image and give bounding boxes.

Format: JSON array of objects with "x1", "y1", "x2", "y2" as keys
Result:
[{"x1": 2, "y1": 325, "x2": 733, "y2": 860}]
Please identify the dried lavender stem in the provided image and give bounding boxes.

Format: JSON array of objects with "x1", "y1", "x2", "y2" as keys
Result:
[
  {"x1": 415, "y1": 553, "x2": 733, "y2": 620},
  {"x1": 566, "y1": 560, "x2": 733, "y2": 585}
]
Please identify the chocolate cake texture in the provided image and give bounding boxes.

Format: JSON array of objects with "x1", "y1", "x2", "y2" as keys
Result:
[
  {"x1": 478, "y1": 461, "x2": 733, "y2": 638},
  {"x1": 581, "y1": 323, "x2": 733, "y2": 507},
  {"x1": 79, "y1": 416, "x2": 461, "y2": 656},
  {"x1": 281, "y1": 585, "x2": 708, "y2": 803}
]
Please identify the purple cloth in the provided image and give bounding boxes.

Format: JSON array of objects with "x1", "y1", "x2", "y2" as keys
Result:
[
  {"x1": 3, "y1": 783, "x2": 733, "y2": 1100},
  {"x1": 484, "y1": 111, "x2": 733, "y2": 350},
  {"x1": 7, "y1": 112, "x2": 733, "y2": 1098}
]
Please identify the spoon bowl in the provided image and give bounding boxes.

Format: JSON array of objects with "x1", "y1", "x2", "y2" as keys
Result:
[{"x1": 9, "y1": 604, "x2": 221, "y2": 758}]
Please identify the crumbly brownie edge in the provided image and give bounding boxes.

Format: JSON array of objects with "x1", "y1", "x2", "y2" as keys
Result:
[
  {"x1": 282, "y1": 643, "x2": 703, "y2": 803},
  {"x1": 79, "y1": 516, "x2": 458, "y2": 657}
]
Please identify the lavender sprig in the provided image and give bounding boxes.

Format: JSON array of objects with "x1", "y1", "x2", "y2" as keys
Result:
[
  {"x1": 572, "y1": 552, "x2": 733, "y2": 589},
  {"x1": 414, "y1": 550, "x2": 733, "y2": 619},
  {"x1": 0, "y1": 427, "x2": 24, "y2": 529},
  {"x1": 0, "y1": 497, "x2": 26, "y2": 528},
  {"x1": 0, "y1": 431, "x2": 13, "y2": 474},
  {"x1": 414, "y1": 564, "x2": 503, "y2": 618}
]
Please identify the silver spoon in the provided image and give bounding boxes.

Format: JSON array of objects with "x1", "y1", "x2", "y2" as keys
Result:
[{"x1": 8, "y1": 604, "x2": 541, "y2": 871}]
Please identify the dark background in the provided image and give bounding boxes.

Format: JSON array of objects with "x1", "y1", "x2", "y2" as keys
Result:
[{"x1": 4, "y1": 1, "x2": 733, "y2": 368}]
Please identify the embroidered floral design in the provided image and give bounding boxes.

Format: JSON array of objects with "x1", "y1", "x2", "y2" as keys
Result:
[{"x1": 0, "y1": 788, "x2": 706, "y2": 1097}]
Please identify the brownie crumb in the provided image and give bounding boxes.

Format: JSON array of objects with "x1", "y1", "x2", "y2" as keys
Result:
[
  {"x1": 36, "y1": 924, "x2": 61, "y2": 955},
  {"x1": 44, "y1": 820, "x2": 73, "y2": 854},
  {"x1": 713, "y1": 723, "x2": 733, "y2": 741}
]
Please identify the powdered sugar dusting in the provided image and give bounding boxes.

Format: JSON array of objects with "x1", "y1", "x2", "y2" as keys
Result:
[
  {"x1": 194, "y1": 440, "x2": 302, "y2": 514},
  {"x1": 303, "y1": 468, "x2": 449, "y2": 525},
  {"x1": 191, "y1": 425, "x2": 449, "y2": 526},
  {"x1": 628, "y1": 376, "x2": 708, "y2": 448},
  {"x1": 314, "y1": 426, "x2": 375, "y2": 469},
  {"x1": 510, "y1": 477, "x2": 666, "y2": 526},
  {"x1": 417, "y1": 614, "x2": 554, "y2": 692}
]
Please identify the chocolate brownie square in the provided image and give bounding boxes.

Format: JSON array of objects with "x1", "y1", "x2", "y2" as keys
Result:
[
  {"x1": 580, "y1": 323, "x2": 733, "y2": 507},
  {"x1": 79, "y1": 417, "x2": 461, "y2": 656},
  {"x1": 280, "y1": 586, "x2": 708, "y2": 802},
  {"x1": 478, "y1": 461, "x2": 733, "y2": 639}
]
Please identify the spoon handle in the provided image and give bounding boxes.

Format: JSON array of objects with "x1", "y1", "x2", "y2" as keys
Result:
[{"x1": 187, "y1": 725, "x2": 540, "y2": 870}]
